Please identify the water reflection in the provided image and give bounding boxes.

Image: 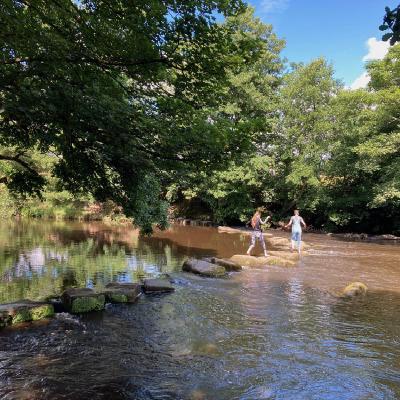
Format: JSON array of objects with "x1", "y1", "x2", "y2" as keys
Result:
[{"x1": 0, "y1": 221, "x2": 188, "y2": 303}]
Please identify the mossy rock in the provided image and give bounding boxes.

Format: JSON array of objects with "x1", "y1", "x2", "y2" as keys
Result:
[
  {"x1": 31, "y1": 304, "x2": 55, "y2": 320},
  {"x1": 61, "y1": 288, "x2": 105, "y2": 313},
  {"x1": 0, "y1": 301, "x2": 55, "y2": 326},
  {"x1": 104, "y1": 282, "x2": 142, "y2": 303},
  {"x1": 108, "y1": 292, "x2": 128, "y2": 303},
  {"x1": 342, "y1": 282, "x2": 368, "y2": 298}
]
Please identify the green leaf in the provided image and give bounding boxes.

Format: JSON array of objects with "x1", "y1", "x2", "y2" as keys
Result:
[{"x1": 382, "y1": 32, "x2": 393, "y2": 41}]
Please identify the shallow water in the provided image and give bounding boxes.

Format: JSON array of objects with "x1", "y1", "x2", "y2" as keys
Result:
[{"x1": 0, "y1": 221, "x2": 400, "y2": 399}]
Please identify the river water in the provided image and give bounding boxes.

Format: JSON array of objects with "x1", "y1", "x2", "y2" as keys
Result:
[{"x1": 0, "y1": 221, "x2": 399, "y2": 400}]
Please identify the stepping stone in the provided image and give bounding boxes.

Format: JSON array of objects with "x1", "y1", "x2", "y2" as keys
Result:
[
  {"x1": 182, "y1": 258, "x2": 226, "y2": 277},
  {"x1": 230, "y1": 254, "x2": 296, "y2": 268},
  {"x1": 143, "y1": 279, "x2": 175, "y2": 293},
  {"x1": 104, "y1": 282, "x2": 142, "y2": 303},
  {"x1": 0, "y1": 300, "x2": 54, "y2": 325},
  {"x1": 342, "y1": 282, "x2": 368, "y2": 298},
  {"x1": 209, "y1": 257, "x2": 242, "y2": 271},
  {"x1": 268, "y1": 250, "x2": 301, "y2": 261},
  {"x1": 61, "y1": 288, "x2": 105, "y2": 313}
]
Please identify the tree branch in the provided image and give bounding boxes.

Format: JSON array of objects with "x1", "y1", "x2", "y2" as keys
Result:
[{"x1": 0, "y1": 153, "x2": 38, "y2": 175}]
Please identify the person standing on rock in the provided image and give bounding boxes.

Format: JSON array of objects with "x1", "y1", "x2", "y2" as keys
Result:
[
  {"x1": 246, "y1": 209, "x2": 270, "y2": 257},
  {"x1": 285, "y1": 209, "x2": 306, "y2": 254}
]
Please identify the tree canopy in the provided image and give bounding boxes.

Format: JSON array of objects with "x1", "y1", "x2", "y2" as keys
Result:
[
  {"x1": 1, "y1": 2, "x2": 399, "y2": 234},
  {"x1": 381, "y1": 3, "x2": 400, "y2": 45},
  {"x1": 0, "y1": 0, "x2": 252, "y2": 232}
]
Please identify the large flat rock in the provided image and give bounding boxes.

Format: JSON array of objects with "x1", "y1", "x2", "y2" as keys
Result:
[
  {"x1": 208, "y1": 257, "x2": 242, "y2": 271},
  {"x1": 182, "y1": 258, "x2": 226, "y2": 277},
  {"x1": 0, "y1": 300, "x2": 54, "y2": 325},
  {"x1": 61, "y1": 288, "x2": 105, "y2": 313},
  {"x1": 267, "y1": 236, "x2": 311, "y2": 250},
  {"x1": 104, "y1": 282, "x2": 142, "y2": 303},
  {"x1": 230, "y1": 254, "x2": 296, "y2": 268},
  {"x1": 143, "y1": 279, "x2": 175, "y2": 293},
  {"x1": 268, "y1": 250, "x2": 301, "y2": 261}
]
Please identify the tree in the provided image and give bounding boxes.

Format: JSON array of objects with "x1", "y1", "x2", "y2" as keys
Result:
[
  {"x1": 166, "y1": 7, "x2": 286, "y2": 224},
  {"x1": 380, "y1": 4, "x2": 400, "y2": 45},
  {"x1": 271, "y1": 59, "x2": 340, "y2": 217},
  {"x1": 0, "y1": 0, "x2": 246, "y2": 232}
]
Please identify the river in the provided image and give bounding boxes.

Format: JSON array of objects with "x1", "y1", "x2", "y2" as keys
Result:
[{"x1": 0, "y1": 220, "x2": 399, "y2": 399}]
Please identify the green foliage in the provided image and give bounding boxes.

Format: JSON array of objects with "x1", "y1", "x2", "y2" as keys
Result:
[
  {"x1": 0, "y1": 3, "x2": 398, "y2": 234},
  {"x1": 171, "y1": 36, "x2": 400, "y2": 234},
  {"x1": 0, "y1": 0, "x2": 247, "y2": 231}
]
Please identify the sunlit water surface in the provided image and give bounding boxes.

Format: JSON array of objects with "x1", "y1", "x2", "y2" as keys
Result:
[{"x1": 0, "y1": 221, "x2": 400, "y2": 399}]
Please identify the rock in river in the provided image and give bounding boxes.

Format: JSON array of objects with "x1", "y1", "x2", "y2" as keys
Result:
[
  {"x1": 61, "y1": 288, "x2": 105, "y2": 313},
  {"x1": 182, "y1": 258, "x2": 226, "y2": 277},
  {"x1": 143, "y1": 278, "x2": 175, "y2": 293},
  {"x1": 208, "y1": 257, "x2": 242, "y2": 271},
  {"x1": 0, "y1": 300, "x2": 54, "y2": 325},
  {"x1": 104, "y1": 282, "x2": 142, "y2": 303},
  {"x1": 230, "y1": 254, "x2": 296, "y2": 268},
  {"x1": 342, "y1": 282, "x2": 368, "y2": 298}
]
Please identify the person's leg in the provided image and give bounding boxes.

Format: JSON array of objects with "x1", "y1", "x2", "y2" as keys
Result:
[
  {"x1": 247, "y1": 232, "x2": 256, "y2": 255},
  {"x1": 290, "y1": 231, "x2": 296, "y2": 252},
  {"x1": 260, "y1": 232, "x2": 268, "y2": 256},
  {"x1": 297, "y1": 233, "x2": 302, "y2": 255}
]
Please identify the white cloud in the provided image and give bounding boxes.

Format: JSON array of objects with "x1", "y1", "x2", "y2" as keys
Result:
[
  {"x1": 362, "y1": 37, "x2": 390, "y2": 61},
  {"x1": 350, "y1": 72, "x2": 370, "y2": 90},
  {"x1": 260, "y1": 0, "x2": 289, "y2": 13},
  {"x1": 350, "y1": 37, "x2": 390, "y2": 90}
]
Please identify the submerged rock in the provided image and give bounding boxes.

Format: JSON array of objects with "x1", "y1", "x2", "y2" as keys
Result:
[
  {"x1": 230, "y1": 254, "x2": 296, "y2": 268},
  {"x1": 0, "y1": 300, "x2": 54, "y2": 325},
  {"x1": 189, "y1": 390, "x2": 207, "y2": 400},
  {"x1": 342, "y1": 282, "x2": 368, "y2": 297},
  {"x1": 182, "y1": 258, "x2": 226, "y2": 277},
  {"x1": 208, "y1": 257, "x2": 242, "y2": 271},
  {"x1": 143, "y1": 278, "x2": 175, "y2": 293},
  {"x1": 61, "y1": 288, "x2": 105, "y2": 313},
  {"x1": 104, "y1": 282, "x2": 142, "y2": 303},
  {"x1": 267, "y1": 236, "x2": 310, "y2": 250},
  {"x1": 268, "y1": 250, "x2": 302, "y2": 261},
  {"x1": 267, "y1": 236, "x2": 290, "y2": 247}
]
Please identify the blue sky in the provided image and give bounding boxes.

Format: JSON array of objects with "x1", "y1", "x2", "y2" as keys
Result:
[{"x1": 248, "y1": 0, "x2": 397, "y2": 86}]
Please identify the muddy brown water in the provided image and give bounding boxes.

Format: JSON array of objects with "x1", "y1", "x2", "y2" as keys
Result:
[{"x1": 0, "y1": 221, "x2": 399, "y2": 399}]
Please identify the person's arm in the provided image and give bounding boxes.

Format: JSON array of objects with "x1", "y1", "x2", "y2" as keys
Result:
[
  {"x1": 301, "y1": 217, "x2": 306, "y2": 229},
  {"x1": 285, "y1": 217, "x2": 293, "y2": 229},
  {"x1": 260, "y1": 216, "x2": 271, "y2": 224}
]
